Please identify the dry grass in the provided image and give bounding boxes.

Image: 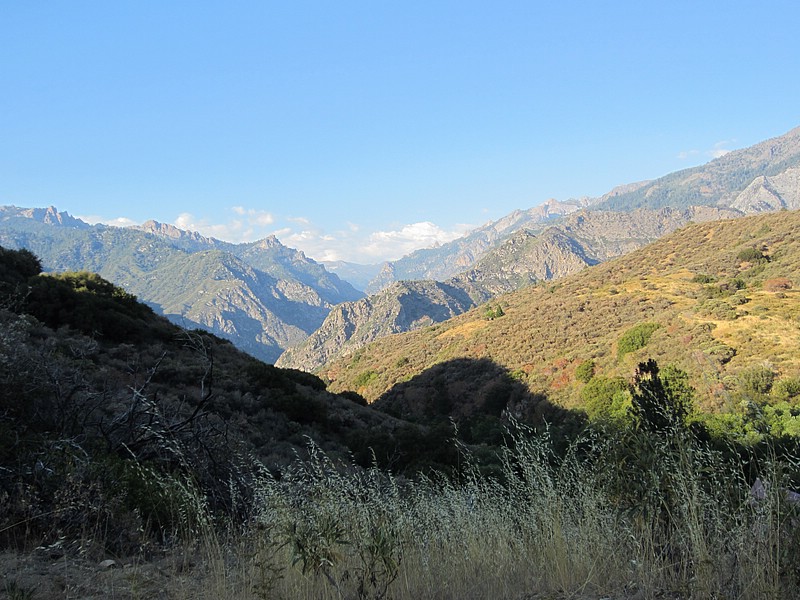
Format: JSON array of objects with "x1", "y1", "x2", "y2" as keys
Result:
[
  {"x1": 325, "y1": 211, "x2": 800, "y2": 419},
  {"x1": 11, "y1": 428, "x2": 800, "y2": 600}
]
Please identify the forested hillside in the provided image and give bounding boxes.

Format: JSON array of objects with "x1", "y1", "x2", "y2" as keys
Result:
[{"x1": 0, "y1": 206, "x2": 362, "y2": 362}]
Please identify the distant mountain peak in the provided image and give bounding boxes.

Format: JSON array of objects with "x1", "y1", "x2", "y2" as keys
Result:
[
  {"x1": 137, "y1": 219, "x2": 219, "y2": 246},
  {"x1": 1, "y1": 205, "x2": 90, "y2": 228},
  {"x1": 253, "y1": 235, "x2": 283, "y2": 249}
]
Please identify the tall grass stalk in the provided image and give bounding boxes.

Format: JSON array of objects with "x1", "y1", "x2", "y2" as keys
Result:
[{"x1": 156, "y1": 429, "x2": 800, "y2": 599}]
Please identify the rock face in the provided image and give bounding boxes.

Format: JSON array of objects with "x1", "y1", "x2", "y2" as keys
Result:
[
  {"x1": 730, "y1": 167, "x2": 800, "y2": 213},
  {"x1": 0, "y1": 206, "x2": 362, "y2": 363},
  {"x1": 364, "y1": 197, "x2": 591, "y2": 294},
  {"x1": 596, "y1": 126, "x2": 800, "y2": 212},
  {"x1": 277, "y1": 280, "x2": 475, "y2": 371},
  {"x1": 277, "y1": 206, "x2": 737, "y2": 372}
]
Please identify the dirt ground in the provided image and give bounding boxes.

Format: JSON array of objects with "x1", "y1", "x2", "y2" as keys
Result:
[
  {"x1": 0, "y1": 549, "x2": 206, "y2": 600},
  {"x1": 0, "y1": 548, "x2": 657, "y2": 600}
]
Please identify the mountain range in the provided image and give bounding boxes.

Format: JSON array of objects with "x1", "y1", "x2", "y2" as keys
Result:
[
  {"x1": 0, "y1": 207, "x2": 362, "y2": 363},
  {"x1": 2, "y1": 125, "x2": 800, "y2": 368},
  {"x1": 276, "y1": 205, "x2": 739, "y2": 371},
  {"x1": 277, "y1": 126, "x2": 800, "y2": 370}
]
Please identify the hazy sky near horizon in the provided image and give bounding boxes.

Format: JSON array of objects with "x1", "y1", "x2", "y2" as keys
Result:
[{"x1": 3, "y1": 1, "x2": 800, "y2": 264}]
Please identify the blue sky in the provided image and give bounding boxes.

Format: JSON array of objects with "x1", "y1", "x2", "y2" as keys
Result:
[{"x1": 3, "y1": 1, "x2": 799, "y2": 264}]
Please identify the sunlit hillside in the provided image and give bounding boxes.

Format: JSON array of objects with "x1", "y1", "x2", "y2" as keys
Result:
[{"x1": 325, "y1": 210, "x2": 800, "y2": 431}]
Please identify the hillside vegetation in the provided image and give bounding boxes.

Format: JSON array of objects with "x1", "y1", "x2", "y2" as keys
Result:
[
  {"x1": 4, "y1": 237, "x2": 800, "y2": 598},
  {"x1": 326, "y1": 210, "x2": 800, "y2": 440}
]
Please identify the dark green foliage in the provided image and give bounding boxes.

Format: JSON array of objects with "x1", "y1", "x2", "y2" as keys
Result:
[
  {"x1": 581, "y1": 376, "x2": 629, "y2": 421},
  {"x1": 737, "y1": 365, "x2": 775, "y2": 397},
  {"x1": 0, "y1": 246, "x2": 41, "y2": 284},
  {"x1": 773, "y1": 377, "x2": 800, "y2": 402},
  {"x1": 354, "y1": 370, "x2": 379, "y2": 387},
  {"x1": 701, "y1": 277, "x2": 747, "y2": 299},
  {"x1": 339, "y1": 390, "x2": 368, "y2": 406},
  {"x1": 24, "y1": 271, "x2": 162, "y2": 343},
  {"x1": 0, "y1": 246, "x2": 42, "y2": 309},
  {"x1": 575, "y1": 359, "x2": 595, "y2": 383},
  {"x1": 484, "y1": 305, "x2": 505, "y2": 320},
  {"x1": 691, "y1": 273, "x2": 716, "y2": 284},
  {"x1": 284, "y1": 368, "x2": 327, "y2": 391},
  {"x1": 630, "y1": 360, "x2": 693, "y2": 433},
  {"x1": 737, "y1": 246, "x2": 768, "y2": 263},
  {"x1": 617, "y1": 323, "x2": 661, "y2": 359},
  {"x1": 247, "y1": 361, "x2": 296, "y2": 392}
]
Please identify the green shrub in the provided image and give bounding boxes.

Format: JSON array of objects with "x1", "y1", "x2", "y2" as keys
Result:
[
  {"x1": 737, "y1": 365, "x2": 775, "y2": 397},
  {"x1": 354, "y1": 370, "x2": 378, "y2": 387},
  {"x1": 691, "y1": 273, "x2": 716, "y2": 284},
  {"x1": 772, "y1": 377, "x2": 800, "y2": 402},
  {"x1": 617, "y1": 323, "x2": 661, "y2": 359},
  {"x1": 736, "y1": 247, "x2": 767, "y2": 263},
  {"x1": 575, "y1": 359, "x2": 595, "y2": 383},
  {"x1": 581, "y1": 376, "x2": 630, "y2": 421}
]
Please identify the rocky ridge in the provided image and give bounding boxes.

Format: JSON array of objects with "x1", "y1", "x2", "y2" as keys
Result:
[
  {"x1": 277, "y1": 206, "x2": 736, "y2": 372},
  {"x1": 0, "y1": 206, "x2": 362, "y2": 362}
]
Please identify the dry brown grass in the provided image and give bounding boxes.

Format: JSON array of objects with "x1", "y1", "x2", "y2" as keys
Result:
[{"x1": 6, "y1": 429, "x2": 799, "y2": 600}]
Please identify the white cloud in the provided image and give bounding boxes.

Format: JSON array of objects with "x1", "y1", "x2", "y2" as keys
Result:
[
  {"x1": 708, "y1": 140, "x2": 734, "y2": 159},
  {"x1": 77, "y1": 214, "x2": 140, "y2": 228},
  {"x1": 231, "y1": 206, "x2": 274, "y2": 225},
  {"x1": 80, "y1": 209, "x2": 475, "y2": 265},
  {"x1": 360, "y1": 221, "x2": 472, "y2": 261},
  {"x1": 678, "y1": 139, "x2": 735, "y2": 161},
  {"x1": 173, "y1": 206, "x2": 275, "y2": 243}
]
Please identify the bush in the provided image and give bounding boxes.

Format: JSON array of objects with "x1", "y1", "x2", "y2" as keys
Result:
[
  {"x1": 354, "y1": 370, "x2": 378, "y2": 388},
  {"x1": 772, "y1": 377, "x2": 800, "y2": 402},
  {"x1": 575, "y1": 359, "x2": 595, "y2": 384},
  {"x1": 617, "y1": 323, "x2": 661, "y2": 359},
  {"x1": 581, "y1": 376, "x2": 630, "y2": 421},
  {"x1": 737, "y1": 365, "x2": 775, "y2": 397},
  {"x1": 339, "y1": 390, "x2": 368, "y2": 406},
  {"x1": 736, "y1": 247, "x2": 767, "y2": 263},
  {"x1": 691, "y1": 273, "x2": 716, "y2": 284}
]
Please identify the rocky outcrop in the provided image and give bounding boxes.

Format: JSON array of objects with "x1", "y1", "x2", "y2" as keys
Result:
[
  {"x1": 276, "y1": 280, "x2": 475, "y2": 372},
  {"x1": 730, "y1": 167, "x2": 800, "y2": 213},
  {"x1": 364, "y1": 197, "x2": 591, "y2": 294}
]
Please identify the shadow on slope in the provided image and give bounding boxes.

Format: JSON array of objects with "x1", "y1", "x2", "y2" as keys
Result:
[{"x1": 373, "y1": 357, "x2": 584, "y2": 437}]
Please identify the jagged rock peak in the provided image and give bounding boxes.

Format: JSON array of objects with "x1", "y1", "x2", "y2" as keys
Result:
[
  {"x1": 12, "y1": 205, "x2": 89, "y2": 228},
  {"x1": 253, "y1": 235, "x2": 281, "y2": 249},
  {"x1": 138, "y1": 220, "x2": 217, "y2": 244}
]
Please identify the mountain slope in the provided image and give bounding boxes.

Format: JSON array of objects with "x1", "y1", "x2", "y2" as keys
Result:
[
  {"x1": 365, "y1": 197, "x2": 591, "y2": 293},
  {"x1": 595, "y1": 127, "x2": 800, "y2": 212},
  {"x1": 138, "y1": 220, "x2": 363, "y2": 304},
  {"x1": 324, "y1": 209, "x2": 800, "y2": 424},
  {"x1": 366, "y1": 126, "x2": 800, "y2": 296},
  {"x1": 0, "y1": 207, "x2": 362, "y2": 362},
  {"x1": 278, "y1": 206, "x2": 735, "y2": 372}
]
